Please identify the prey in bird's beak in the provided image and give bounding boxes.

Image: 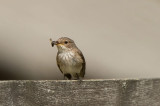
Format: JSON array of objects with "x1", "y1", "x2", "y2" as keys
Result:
[{"x1": 50, "y1": 38, "x2": 59, "y2": 47}]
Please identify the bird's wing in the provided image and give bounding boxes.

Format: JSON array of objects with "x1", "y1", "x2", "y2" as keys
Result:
[
  {"x1": 77, "y1": 50, "x2": 86, "y2": 77},
  {"x1": 56, "y1": 53, "x2": 63, "y2": 74}
]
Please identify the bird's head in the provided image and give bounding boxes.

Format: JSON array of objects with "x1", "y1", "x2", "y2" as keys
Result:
[{"x1": 51, "y1": 37, "x2": 77, "y2": 52}]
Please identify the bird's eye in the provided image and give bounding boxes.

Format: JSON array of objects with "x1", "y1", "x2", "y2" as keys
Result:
[{"x1": 64, "y1": 41, "x2": 68, "y2": 44}]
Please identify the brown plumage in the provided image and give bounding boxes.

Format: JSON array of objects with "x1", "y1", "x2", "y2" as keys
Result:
[{"x1": 51, "y1": 37, "x2": 85, "y2": 80}]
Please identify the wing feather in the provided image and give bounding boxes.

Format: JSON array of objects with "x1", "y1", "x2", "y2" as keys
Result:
[{"x1": 77, "y1": 50, "x2": 86, "y2": 77}]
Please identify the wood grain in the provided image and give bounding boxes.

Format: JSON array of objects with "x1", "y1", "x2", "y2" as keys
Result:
[{"x1": 0, "y1": 79, "x2": 160, "y2": 106}]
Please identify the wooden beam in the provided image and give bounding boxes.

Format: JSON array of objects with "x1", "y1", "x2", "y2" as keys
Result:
[{"x1": 0, "y1": 79, "x2": 160, "y2": 105}]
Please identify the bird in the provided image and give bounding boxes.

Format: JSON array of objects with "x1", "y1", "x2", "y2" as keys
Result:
[{"x1": 50, "y1": 37, "x2": 86, "y2": 80}]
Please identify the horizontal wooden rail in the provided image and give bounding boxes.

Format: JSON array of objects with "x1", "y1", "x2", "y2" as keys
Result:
[{"x1": 0, "y1": 79, "x2": 160, "y2": 106}]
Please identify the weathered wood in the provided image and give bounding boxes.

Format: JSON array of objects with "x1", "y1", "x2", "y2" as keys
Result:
[{"x1": 0, "y1": 79, "x2": 160, "y2": 106}]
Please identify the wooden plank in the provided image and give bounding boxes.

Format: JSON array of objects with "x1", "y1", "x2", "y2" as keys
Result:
[{"x1": 0, "y1": 79, "x2": 160, "y2": 106}]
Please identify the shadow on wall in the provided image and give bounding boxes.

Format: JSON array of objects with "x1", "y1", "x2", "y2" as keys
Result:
[
  {"x1": 0, "y1": 58, "x2": 59, "y2": 80},
  {"x1": 0, "y1": 63, "x2": 23, "y2": 80}
]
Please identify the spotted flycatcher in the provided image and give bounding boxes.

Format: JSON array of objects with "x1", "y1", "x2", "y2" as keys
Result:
[{"x1": 50, "y1": 37, "x2": 86, "y2": 80}]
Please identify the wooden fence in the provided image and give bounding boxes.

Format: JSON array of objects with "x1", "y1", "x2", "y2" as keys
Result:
[{"x1": 0, "y1": 79, "x2": 160, "y2": 106}]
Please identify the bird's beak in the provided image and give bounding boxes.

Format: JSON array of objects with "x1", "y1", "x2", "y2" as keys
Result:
[
  {"x1": 49, "y1": 38, "x2": 61, "y2": 47},
  {"x1": 51, "y1": 41, "x2": 60, "y2": 47}
]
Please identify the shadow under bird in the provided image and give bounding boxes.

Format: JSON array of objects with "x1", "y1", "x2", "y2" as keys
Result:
[{"x1": 50, "y1": 37, "x2": 86, "y2": 80}]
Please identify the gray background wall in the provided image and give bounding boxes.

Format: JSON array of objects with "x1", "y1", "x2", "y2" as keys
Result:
[{"x1": 0, "y1": 0, "x2": 160, "y2": 79}]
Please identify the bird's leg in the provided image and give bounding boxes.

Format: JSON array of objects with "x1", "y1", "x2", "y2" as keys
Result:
[
  {"x1": 64, "y1": 73, "x2": 72, "y2": 80},
  {"x1": 76, "y1": 73, "x2": 82, "y2": 84},
  {"x1": 76, "y1": 73, "x2": 80, "y2": 80},
  {"x1": 63, "y1": 75, "x2": 66, "y2": 80}
]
